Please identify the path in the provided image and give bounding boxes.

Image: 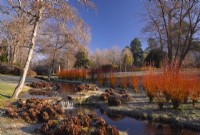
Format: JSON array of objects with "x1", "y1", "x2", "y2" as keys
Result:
[{"x1": 0, "y1": 74, "x2": 41, "y2": 84}]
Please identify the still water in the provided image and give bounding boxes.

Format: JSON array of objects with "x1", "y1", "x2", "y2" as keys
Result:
[
  {"x1": 65, "y1": 106, "x2": 200, "y2": 135},
  {"x1": 20, "y1": 82, "x2": 200, "y2": 135}
]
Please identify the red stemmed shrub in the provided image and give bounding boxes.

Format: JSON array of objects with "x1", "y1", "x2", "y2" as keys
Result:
[
  {"x1": 97, "y1": 73, "x2": 104, "y2": 87},
  {"x1": 120, "y1": 76, "x2": 128, "y2": 89},
  {"x1": 143, "y1": 63, "x2": 200, "y2": 109},
  {"x1": 130, "y1": 75, "x2": 139, "y2": 93},
  {"x1": 109, "y1": 72, "x2": 116, "y2": 88},
  {"x1": 142, "y1": 69, "x2": 158, "y2": 103},
  {"x1": 57, "y1": 69, "x2": 87, "y2": 81}
]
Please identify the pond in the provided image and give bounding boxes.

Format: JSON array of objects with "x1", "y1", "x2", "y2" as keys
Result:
[
  {"x1": 19, "y1": 82, "x2": 200, "y2": 135},
  {"x1": 65, "y1": 106, "x2": 200, "y2": 135}
]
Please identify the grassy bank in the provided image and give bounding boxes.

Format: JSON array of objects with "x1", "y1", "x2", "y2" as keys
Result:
[{"x1": 0, "y1": 82, "x2": 30, "y2": 107}]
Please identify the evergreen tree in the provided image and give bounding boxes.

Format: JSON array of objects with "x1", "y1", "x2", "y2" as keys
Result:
[
  {"x1": 74, "y1": 50, "x2": 90, "y2": 68},
  {"x1": 130, "y1": 38, "x2": 143, "y2": 66}
]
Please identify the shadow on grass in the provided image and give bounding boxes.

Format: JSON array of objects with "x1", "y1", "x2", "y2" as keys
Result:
[
  {"x1": 0, "y1": 93, "x2": 11, "y2": 99},
  {"x1": 21, "y1": 123, "x2": 42, "y2": 134}
]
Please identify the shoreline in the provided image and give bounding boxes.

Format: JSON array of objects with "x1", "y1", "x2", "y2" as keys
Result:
[{"x1": 71, "y1": 91, "x2": 200, "y2": 132}]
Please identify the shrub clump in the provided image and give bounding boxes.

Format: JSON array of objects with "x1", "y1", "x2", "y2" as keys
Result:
[
  {"x1": 37, "y1": 113, "x2": 119, "y2": 135},
  {"x1": 6, "y1": 98, "x2": 64, "y2": 123},
  {"x1": 76, "y1": 84, "x2": 99, "y2": 92},
  {"x1": 27, "y1": 81, "x2": 56, "y2": 89},
  {"x1": 100, "y1": 88, "x2": 132, "y2": 106}
]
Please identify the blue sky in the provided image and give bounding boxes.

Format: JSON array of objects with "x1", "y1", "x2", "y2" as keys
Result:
[{"x1": 74, "y1": 0, "x2": 148, "y2": 52}]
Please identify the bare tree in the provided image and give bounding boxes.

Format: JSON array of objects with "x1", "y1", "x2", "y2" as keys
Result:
[
  {"x1": 37, "y1": 19, "x2": 90, "y2": 80},
  {"x1": 90, "y1": 46, "x2": 122, "y2": 68},
  {"x1": 143, "y1": 1, "x2": 200, "y2": 67},
  {"x1": 0, "y1": 0, "x2": 94, "y2": 98},
  {"x1": 0, "y1": 15, "x2": 31, "y2": 67}
]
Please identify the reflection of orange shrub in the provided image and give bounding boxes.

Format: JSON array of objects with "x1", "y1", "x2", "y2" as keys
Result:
[
  {"x1": 109, "y1": 73, "x2": 116, "y2": 88},
  {"x1": 130, "y1": 76, "x2": 139, "y2": 93},
  {"x1": 57, "y1": 69, "x2": 87, "y2": 80},
  {"x1": 120, "y1": 76, "x2": 128, "y2": 88}
]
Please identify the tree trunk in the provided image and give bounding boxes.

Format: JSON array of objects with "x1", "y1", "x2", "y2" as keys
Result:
[
  {"x1": 48, "y1": 51, "x2": 56, "y2": 80},
  {"x1": 11, "y1": 8, "x2": 43, "y2": 99},
  {"x1": 125, "y1": 61, "x2": 127, "y2": 72},
  {"x1": 12, "y1": 46, "x2": 17, "y2": 65}
]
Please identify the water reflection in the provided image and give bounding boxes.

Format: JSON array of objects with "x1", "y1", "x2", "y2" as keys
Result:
[
  {"x1": 65, "y1": 106, "x2": 200, "y2": 135},
  {"x1": 56, "y1": 83, "x2": 77, "y2": 97}
]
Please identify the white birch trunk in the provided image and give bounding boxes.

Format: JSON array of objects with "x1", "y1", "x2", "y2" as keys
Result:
[{"x1": 12, "y1": 8, "x2": 43, "y2": 99}]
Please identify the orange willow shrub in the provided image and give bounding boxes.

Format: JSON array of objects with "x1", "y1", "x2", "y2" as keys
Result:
[
  {"x1": 57, "y1": 69, "x2": 87, "y2": 80},
  {"x1": 97, "y1": 73, "x2": 104, "y2": 87},
  {"x1": 161, "y1": 67, "x2": 192, "y2": 109},
  {"x1": 143, "y1": 64, "x2": 200, "y2": 109},
  {"x1": 130, "y1": 75, "x2": 139, "y2": 93},
  {"x1": 109, "y1": 73, "x2": 116, "y2": 88},
  {"x1": 120, "y1": 76, "x2": 128, "y2": 88},
  {"x1": 189, "y1": 76, "x2": 200, "y2": 107},
  {"x1": 142, "y1": 69, "x2": 158, "y2": 103}
]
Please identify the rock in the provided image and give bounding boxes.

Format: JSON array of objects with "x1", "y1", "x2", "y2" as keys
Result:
[{"x1": 108, "y1": 95, "x2": 122, "y2": 106}]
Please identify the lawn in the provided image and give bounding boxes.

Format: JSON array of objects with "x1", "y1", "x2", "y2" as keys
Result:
[{"x1": 0, "y1": 82, "x2": 30, "y2": 107}]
